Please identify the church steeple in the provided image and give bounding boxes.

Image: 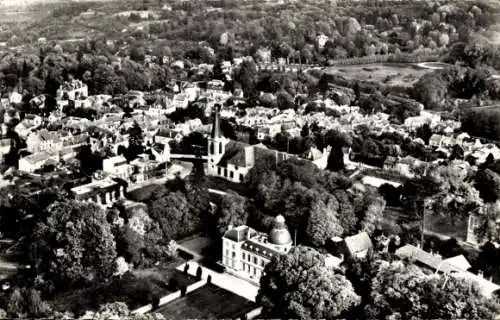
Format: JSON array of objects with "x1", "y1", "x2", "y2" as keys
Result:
[{"x1": 211, "y1": 104, "x2": 222, "y2": 139}]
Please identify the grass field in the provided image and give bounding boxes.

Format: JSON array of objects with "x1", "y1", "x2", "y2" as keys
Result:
[
  {"x1": 156, "y1": 283, "x2": 257, "y2": 319},
  {"x1": 325, "y1": 63, "x2": 434, "y2": 87},
  {"x1": 52, "y1": 261, "x2": 197, "y2": 316}
]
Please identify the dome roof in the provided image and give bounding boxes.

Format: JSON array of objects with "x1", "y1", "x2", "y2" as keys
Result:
[{"x1": 268, "y1": 215, "x2": 292, "y2": 246}]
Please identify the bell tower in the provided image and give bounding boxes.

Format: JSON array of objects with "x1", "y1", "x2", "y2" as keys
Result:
[{"x1": 207, "y1": 104, "x2": 225, "y2": 175}]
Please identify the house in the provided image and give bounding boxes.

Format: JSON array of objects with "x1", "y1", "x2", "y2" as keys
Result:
[
  {"x1": 130, "y1": 154, "x2": 161, "y2": 183},
  {"x1": 328, "y1": 232, "x2": 373, "y2": 260},
  {"x1": 56, "y1": 80, "x2": 88, "y2": 101},
  {"x1": 18, "y1": 152, "x2": 59, "y2": 173},
  {"x1": 155, "y1": 129, "x2": 183, "y2": 145},
  {"x1": 395, "y1": 244, "x2": 500, "y2": 298},
  {"x1": 308, "y1": 146, "x2": 331, "y2": 170},
  {"x1": 222, "y1": 215, "x2": 293, "y2": 284},
  {"x1": 102, "y1": 155, "x2": 134, "y2": 180},
  {"x1": 71, "y1": 176, "x2": 125, "y2": 207},
  {"x1": 256, "y1": 127, "x2": 270, "y2": 140},
  {"x1": 151, "y1": 143, "x2": 171, "y2": 163},
  {"x1": 26, "y1": 130, "x2": 64, "y2": 153}
]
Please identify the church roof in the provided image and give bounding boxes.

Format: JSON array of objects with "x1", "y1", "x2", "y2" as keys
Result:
[{"x1": 217, "y1": 140, "x2": 249, "y2": 167}]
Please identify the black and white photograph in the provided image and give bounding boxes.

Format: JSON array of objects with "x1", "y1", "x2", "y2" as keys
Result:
[{"x1": 0, "y1": 0, "x2": 499, "y2": 318}]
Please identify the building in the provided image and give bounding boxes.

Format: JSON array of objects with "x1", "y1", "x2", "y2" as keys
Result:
[
  {"x1": 26, "y1": 130, "x2": 64, "y2": 153},
  {"x1": 395, "y1": 244, "x2": 500, "y2": 298},
  {"x1": 328, "y1": 232, "x2": 373, "y2": 260},
  {"x1": 71, "y1": 177, "x2": 125, "y2": 206},
  {"x1": 207, "y1": 105, "x2": 293, "y2": 183},
  {"x1": 102, "y1": 155, "x2": 134, "y2": 180},
  {"x1": 56, "y1": 80, "x2": 88, "y2": 101},
  {"x1": 222, "y1": 215, "x2": 293, "y2": 284},
  {"x1": 18, "y1": 152, "x2": 59, "y2": 173},
  {"x1": 130, "y1": 154, "x2": 161, "y2": 183}
]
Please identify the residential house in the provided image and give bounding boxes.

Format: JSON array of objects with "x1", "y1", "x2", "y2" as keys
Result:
[
  {"x1": 155, "y1": 129, "x2": 183, "y2": 145},
  {"x1": 395, "y1": 244, "x2": 500, "y2": 298},
  {"x1": 130, "y1": 154, "x2": 161, "y2": 183},
  {"x1": 18, "y1": 152, "x2": 59, "y2": 173},
  {"x1": 0, "y1": 138, "x2": 11, "y2": 160},
  {"x1": 328, "y1": 232, "x2": 373, "y2": 260},
  {"x1": 256, "y1": 127, "x2": 270, "y2": 140},
  {"x1": 102, "y1": 155, "x2": 134, "y2": 180},
  {"x1": 308, "y1": 146, "x2": 332, "y2": 170},
  {"x1": 222, "y1": 215, "x2": 293, "y2": 285},
  {"x1": 151, "y1": 143, "x2": 171, "y2": 163},
  {"x1": 71, "y1": 176, "x2": 125, "y2": 207},
  {"x1": 56, "y1": 80, "x2": 88, "y2": 101},
  {"x1": 429, "y1": 134, "x2": 455, "y2": 148},
  {"x1": 26, "y1": 130, "x2": 64, "y2": 153}
]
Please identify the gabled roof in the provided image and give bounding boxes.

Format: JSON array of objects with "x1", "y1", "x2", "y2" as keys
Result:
[
  {"x1": 344, "y1": 232, "x2": 373, "y2": 258},
  {"x1": 443, "y1": 255, "x2": 471, "y2": 271},
  {"x1": 217, "y1": 140, "x2": 249, "y2": 167}
]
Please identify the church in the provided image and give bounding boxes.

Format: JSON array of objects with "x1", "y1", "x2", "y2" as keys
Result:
[{"x1": 207, "y1": 105, "x2": 294, "y2": 183}]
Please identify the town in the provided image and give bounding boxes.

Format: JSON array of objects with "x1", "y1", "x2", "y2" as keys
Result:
[{"x1": 0, "y1": 0, "x2": 499, "y2": 319}]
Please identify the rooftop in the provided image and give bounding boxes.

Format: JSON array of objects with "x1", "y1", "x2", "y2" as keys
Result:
[{"x1": 71, "y1": 178, "x2": 118, "y2": 195}]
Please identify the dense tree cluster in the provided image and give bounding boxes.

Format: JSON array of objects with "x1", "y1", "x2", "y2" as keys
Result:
[
  {"x1": 258, "y1": 246, "x2": 500, "y2": 320},
  {"x1": 245, "y1": 158, "x2": 385, "y2": 246}
]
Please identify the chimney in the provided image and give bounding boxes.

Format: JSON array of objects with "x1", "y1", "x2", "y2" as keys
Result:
[{"x1": 478, "y1": 270, "x2": 483, "y2": 278}]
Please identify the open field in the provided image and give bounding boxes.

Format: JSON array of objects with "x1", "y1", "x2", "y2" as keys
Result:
[
  {"x1": 325, "y1": 63, "x2": 435, "y2": 87},
  {"x1": 156, "y1": 283, "x2": 257, "y2": 319},
  {"x1": 52, "y1": 261, "x2": 197, "y2": 316}
]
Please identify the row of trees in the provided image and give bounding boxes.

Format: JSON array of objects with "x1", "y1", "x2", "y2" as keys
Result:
[{"x1": 257, "y1": 246, "x2": 500, "y2": 319}]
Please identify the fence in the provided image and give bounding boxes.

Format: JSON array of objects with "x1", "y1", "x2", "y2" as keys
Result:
[{"x1": 131, "y1": 278, "x2": 206, "y2": 315}]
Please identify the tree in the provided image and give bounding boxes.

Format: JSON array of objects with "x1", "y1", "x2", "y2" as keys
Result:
[
  {"x1": 306, "y1": 199, "x2": 343, "y2": 246},
  {"x1": 235, "y1": 60, "x2": 257, "y2": 98},
  {"x1": 215, "y1": 194, "x2": 249, "y2": 235},
  {"x1": 257, "y1": 246, "x2": 360, "y2": 319},
  {"x1": 7, "y1": 288, "x2": 51, "y2": 319},
  {"x1": 364, "y1": 260, "x2": 500, "y2": 319},
  {"x1": 415, "y1": 123, "x2": 433, "y2": 144},
  {"x1": 300, "y1": 123, "x2": 310, "y2": 138},
  {"x1": 127, "y1": 121, "x2": 144, "y2": 161},
  {"x1": 29, "y1": 201, "x2": 117, "y2": 293},
  {"x1": 475, "y1": 169, "x2": 500, "y2": 203}
]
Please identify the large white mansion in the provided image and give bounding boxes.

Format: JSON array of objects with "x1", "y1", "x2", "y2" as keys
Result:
[{"x1": 222, "y1": 215, "x2": 293, "y2": 284}]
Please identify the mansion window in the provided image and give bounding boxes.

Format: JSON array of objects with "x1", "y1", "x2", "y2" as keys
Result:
[
  {"x1": 224, "y1": 168, "x2": 227, "y2": 177},
  {"x1": 253, "y1": 257, "x2": 257, "y2": 264},
  {"x1": 210, "y1": 142, "x2": 214, "y2": 154},
  {"x1": 239, "y1": 174, "x2": 244, "y2": 181},
  {"x1": 242, "y1": 253, "x2": 246, "y2": 260},
  {"x1": 232, "y1": 251, "x2": 236, "y2": 258},
  {"x1": 218, "y1": 167, "x2": 221, "y2": 175},
  {"x1": 225, "y1": 249, "x2": 229, "y2": 256},
  {"x1": 230, "y1": 171, "x2": 234, "y2": 179}
]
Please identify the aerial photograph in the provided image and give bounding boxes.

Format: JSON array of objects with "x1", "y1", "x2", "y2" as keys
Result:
[{"x1": 0, "y1": 0, "x2": 499, "y2": 318}]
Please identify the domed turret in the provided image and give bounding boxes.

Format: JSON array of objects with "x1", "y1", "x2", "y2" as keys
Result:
[{"x1": 268, "y1": 215, "x2": 292, "y2": 246}]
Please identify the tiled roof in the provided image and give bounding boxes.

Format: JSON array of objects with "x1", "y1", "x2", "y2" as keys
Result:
[
  {"x1": 344, "y1": 232, "x2": 373, "y2": 258},
  {"x1": 242, "y1": 240, "x2": 278, "y2": 259},
  {"x1": 217, "y1": 140, "x2": 249, "y2": 167},
  {"x1": 224, "y1": 226, "x2": 250, "y2": 242}
]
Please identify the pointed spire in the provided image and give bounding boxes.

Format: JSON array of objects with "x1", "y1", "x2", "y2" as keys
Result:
[{"x1": 211, "y1": 104, "x2": 221, "y2": 139}]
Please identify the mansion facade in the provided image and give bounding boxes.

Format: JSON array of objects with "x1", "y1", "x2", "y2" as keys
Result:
[{"x1": 222, "y1": 215, "x2": 293, "y2": 284}]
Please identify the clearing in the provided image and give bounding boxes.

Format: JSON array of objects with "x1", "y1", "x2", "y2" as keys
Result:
[
  {"x1": 51, "y1": 261, "x2": 197, "y2": 316},
  {"x1": 324, "y1": 63, "x2": 435, "y2": 87}
]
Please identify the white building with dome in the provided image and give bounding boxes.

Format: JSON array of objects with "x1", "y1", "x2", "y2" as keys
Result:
[{"x1": 221, "y1": 215, "x2": 293, "y2": 284}]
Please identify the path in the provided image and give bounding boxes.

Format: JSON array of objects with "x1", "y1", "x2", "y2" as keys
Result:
[{"x1": 176, "y1": 261, "x2": 259, "y2": 302}]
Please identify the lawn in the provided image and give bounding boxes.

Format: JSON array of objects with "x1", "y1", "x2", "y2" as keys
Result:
[
  {"x1": 52, "y1": 261, "x2": 197, "y2": 316},
  {"x1": 325, "y1": 63, "x2": 433, "y2": 87},
  {"x1": 425, "y1": 214, "x2": 468, "y2": 242},
  {"x1": 156, "y1": 283, "x2": 257, "y2": 319},
  {"x1": 178, "y1": 235, "x2": 214, "y2": 257},
  {"x1": 205, "y1": 176, "x2": 249, "y2": 196}
]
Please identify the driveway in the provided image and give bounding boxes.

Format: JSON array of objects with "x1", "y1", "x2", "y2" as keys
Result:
[{"x1": 176, "y1": 261, "x2": 259, "y2": 302}]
